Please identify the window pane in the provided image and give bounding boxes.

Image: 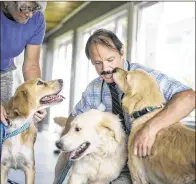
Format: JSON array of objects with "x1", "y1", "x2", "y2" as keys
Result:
[
  {"x1": 136, "y1": 2, "x2": 195, "y2": 124},
  {"x1": 116, "y1": 16, "x2": 128, "y2": 57},
  {"x1": 49, "y1": 41, "x2": 73, "y2": 132},
  {"x1": 137, "y1": 2, "x2": 195, "y2": 88},
  {"x1": 74, "y1": 32, "x2": 90, "y2": 106}
]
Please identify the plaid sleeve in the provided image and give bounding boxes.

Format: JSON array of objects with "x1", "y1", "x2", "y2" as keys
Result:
[{"x1": 130, "y1": 63, "x2": 192, "y2": 101}]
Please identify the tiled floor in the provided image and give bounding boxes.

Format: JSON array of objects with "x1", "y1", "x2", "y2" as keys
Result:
[{"x1": 7, "y1": 131, "x2": 60, "y2": 184}]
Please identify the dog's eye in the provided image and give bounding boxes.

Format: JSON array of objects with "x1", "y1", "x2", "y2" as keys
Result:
[
  {"x1": 75, "y1": 127, "x2": 81, "y2": 132},
  {"x1": 37, "y1": 80, "x2": 44, "y2": 85}
]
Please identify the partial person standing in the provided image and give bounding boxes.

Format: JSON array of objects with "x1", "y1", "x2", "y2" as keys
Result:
[
  {"x1": 1, "y1": 1, "x2": 47, "y2": 126},
  {"x1": 1, "y1": 2, "x2": 47, "y2": 183}
]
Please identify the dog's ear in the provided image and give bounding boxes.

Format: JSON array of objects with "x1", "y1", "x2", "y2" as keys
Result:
[
  {"x1": 100, "y1": 118, "x2": 122, "y2": 143},
  {"x1": 54, "y1": 117, "x2": 68, "y2": 127},
  {"x1": 12, "y1": 90, "x2": 29, "y2": 116}
]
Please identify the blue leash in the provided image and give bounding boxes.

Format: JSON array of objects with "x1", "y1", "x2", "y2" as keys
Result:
[
  {"x1": 57, "y1": 160, "x2": 72, "y2": 184},
  {"x1": 0, "y1": 122, "x2": 30, "y2": 184},
  {"x1": 0, "y1": 121, "x2": 30, "y2": 159},
  {"x1": 0, "y1": 121, "x2": 70, "y2": 184},
  {"x1": 2, "y1": 123, "x2": 30, "y2": 143}
]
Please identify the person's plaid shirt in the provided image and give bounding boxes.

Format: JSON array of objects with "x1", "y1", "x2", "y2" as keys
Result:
[{"x1": 72, "y1": 61, "x2": 191, "y2": 133}]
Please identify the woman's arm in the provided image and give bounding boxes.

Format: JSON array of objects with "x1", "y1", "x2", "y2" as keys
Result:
[{"x1": 23, "y1": 44, "x2": 41, "y2": 80}]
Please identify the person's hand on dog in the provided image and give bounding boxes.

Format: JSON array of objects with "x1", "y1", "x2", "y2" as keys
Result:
[
  {"x1": 33, "y1": 109, "x2": 47, "y2": 123},
  {"x1": 1, "y1": 103, "x2": 8, "y2": 126},
  {"x1": 133, "y1": 124, "x2": 157, "y2": 157}
]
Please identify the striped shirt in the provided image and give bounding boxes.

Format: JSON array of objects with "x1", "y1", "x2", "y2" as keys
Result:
[{"x1": 72, "y1": 61, "x2": 191, "y2": 133}]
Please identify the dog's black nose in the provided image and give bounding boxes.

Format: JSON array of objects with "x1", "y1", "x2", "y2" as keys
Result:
[
  {"x1": 58, "y1": 79, "x2": 63, "y2": 84},
  {"x1": 56, "y1": 141, "x2": 63, "y2": 149}
]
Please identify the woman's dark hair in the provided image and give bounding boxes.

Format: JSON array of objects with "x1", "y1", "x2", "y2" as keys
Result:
[{"x1": 85, "y1": 29, "x2": 123, "y2": 59}]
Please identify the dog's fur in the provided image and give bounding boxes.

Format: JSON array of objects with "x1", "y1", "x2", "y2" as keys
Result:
[
  {"x1": 113, "y1": 68, "x2": 195, "y2": 184},
  {"x1": 54, "y1": 109, "x2": 127, "y2": 184},
  {"x1": 1, "y1": 78, "x2": 64, "y2": 184},
  {"x1": 54, "y1": 117, "x2": 68, "y2": 128},
  {"x1": 52, "y1": 117, "x2": 68, "y2": 154}
]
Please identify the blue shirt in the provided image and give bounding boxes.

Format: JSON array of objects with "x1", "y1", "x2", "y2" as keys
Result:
[
  {"x1": 72, "y1": 61, "x2": 191, "y2": 133},
  {"x1": 0, "y1": 10, "x2": 46, "y2": 71}
]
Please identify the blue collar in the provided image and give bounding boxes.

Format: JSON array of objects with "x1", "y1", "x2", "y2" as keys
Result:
[{"x1": 1, "y1": 123, "x2": 31, "y2": 143}]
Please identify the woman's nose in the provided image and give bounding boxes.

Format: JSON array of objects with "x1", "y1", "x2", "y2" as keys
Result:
[{"x1": 25, "y1": 12, "x2": 33, "y2": 18}]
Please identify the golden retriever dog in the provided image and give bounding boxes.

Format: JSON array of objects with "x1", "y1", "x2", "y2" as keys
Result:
[
  {"x1": 1, "y1": 78, "x2": 64, "y2": 184},
  {"x1": 55, "y1": 109, "x2": 127, "y2": 184},
  {"x1": 113, "y1": 68, "x2": 195, "y2": 184}
]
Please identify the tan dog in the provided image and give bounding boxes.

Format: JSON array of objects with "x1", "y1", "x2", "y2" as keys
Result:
[
  {"x1": 1, "y1": 78, "x2": 64, "y2": 184},
  {"x1": 113, "y1": 68, "x2": 195, "y2": 184},
  {"x1": 54, "y1": 109, "x2": 127, "y2": 184}
]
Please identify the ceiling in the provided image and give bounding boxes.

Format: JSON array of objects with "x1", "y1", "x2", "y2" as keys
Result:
[{"x1": 43, "y1": 2, "x2": 84, "y2": 33}]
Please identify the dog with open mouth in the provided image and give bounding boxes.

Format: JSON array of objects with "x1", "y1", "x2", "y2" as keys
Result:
[
  {"x1": 55, "y1": 109, "x2": 127, "y2": 184},
  {"x1": 1, "y1": 78, "x2": 64, "y2": 184}
]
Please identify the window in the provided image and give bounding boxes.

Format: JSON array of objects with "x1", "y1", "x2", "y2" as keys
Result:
[
  {"x1": 49, "y1": 32, "x2": 73, "y2": 132},
  {"x1": 135, "y1": 2, "x2": 195, "y2": 125},
  {"x1": 74, "y1": 7, "x2": 128, "y2": 106}
]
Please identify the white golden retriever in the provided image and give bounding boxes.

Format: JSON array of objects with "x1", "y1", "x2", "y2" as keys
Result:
[{"x1": 55, "y1": 109, "x2": 127, "y2": 184}]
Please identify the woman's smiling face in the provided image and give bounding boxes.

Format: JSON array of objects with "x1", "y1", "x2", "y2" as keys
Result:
[{"x1": 4, "y1": 1, "x2": 38, "y2": 24}]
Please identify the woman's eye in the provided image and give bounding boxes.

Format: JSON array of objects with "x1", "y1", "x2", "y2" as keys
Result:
[
  {"x1": 37, "y1": 80, "x2": 44, "y2": 85},
  {"x1": 75, "y1": 127, "x2": 81, "y2": 132}
]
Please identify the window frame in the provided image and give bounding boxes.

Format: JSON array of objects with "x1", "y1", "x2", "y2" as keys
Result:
[{"x1": 48, "y1": 31, "x2": 74, "y2": 132}]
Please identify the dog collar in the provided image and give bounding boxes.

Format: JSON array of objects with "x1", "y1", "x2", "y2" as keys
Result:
[
  {"x1": 2, "y1": 123, "x2": 31, "y2": 143},
  {"x1": 130, "y1": 103, "x2": 165, "y2": 120}
]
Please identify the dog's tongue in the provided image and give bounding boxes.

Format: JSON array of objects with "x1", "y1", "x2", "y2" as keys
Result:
[
  {"x1": 42, "y1": 94, "x2": 64, "y2": 101},
  {"x1": 40, "y1": 94, "x2": 65, "y2": 104},
  {"x1": 68, "y1": 150, "x2": 77, "y2": 160}
]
